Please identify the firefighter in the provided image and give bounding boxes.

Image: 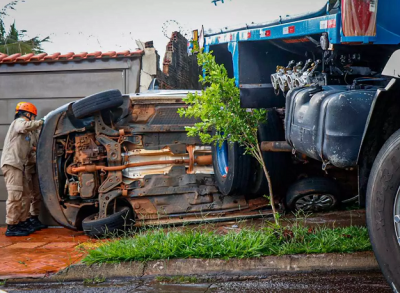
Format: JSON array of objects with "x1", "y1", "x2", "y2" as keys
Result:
[
  {"x1": 21, "y1": 128, "x2": 47, "y2": 231},
  {"x1": 1, "y1": 102, "x2": 43, "y2": 236}
]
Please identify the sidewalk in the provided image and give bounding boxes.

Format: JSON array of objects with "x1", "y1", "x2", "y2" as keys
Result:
[
  {"x1": 0, "y1": 227, "x2": 89, "y2": 279},
  {"x1": 0, "y1": 209, "x2": 367, "y2": 280}
]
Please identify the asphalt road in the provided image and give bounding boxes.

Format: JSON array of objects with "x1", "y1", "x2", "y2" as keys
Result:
[{"x1": 2, "y1": 271, "x2": 391, "y2": 293}]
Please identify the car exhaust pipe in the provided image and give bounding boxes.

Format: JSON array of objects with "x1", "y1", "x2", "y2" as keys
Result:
[
  {"x1": 260, "y1": 141, "x2": 292, "y2": 152},
  {"x1": 68, "y1": 155, "x2": 213, "y2": 173}
]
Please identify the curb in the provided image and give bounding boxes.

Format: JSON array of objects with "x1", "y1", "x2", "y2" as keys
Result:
[{"x1": 48, "y1": 251, "x2": 378, "y2": 281}]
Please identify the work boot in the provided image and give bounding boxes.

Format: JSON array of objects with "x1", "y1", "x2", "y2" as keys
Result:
[
  {"x1": 20, "y1": 219, "x2": 36, "y2": 234},
  {"x1": 5, "y1": 224, "x2": 30, "y2": 237},
  {"x1": 29, "y1": 216, "x2": 47, "y2": 230}
]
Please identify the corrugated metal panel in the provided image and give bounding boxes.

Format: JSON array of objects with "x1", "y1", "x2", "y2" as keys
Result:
[
  {"x1": 0, "y1": 57, "x2": 141, "y2": 225},
  {"x1": 0, "y1": 71, "x2": 125, "y2": 99}
]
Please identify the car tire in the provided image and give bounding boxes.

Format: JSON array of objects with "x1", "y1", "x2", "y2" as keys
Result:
[
  {"x1": 250, "y1": 110, "x2": 289, "y2": 196},
  {"x1": 366, "y1": 129, "x2": 400, "y2": 292},
  {"x1": 72, "y1": 89, "x2": 124, "y2": 119},
  {"x1": 211, "y1": 140, "x2": 250, "y2": 196},
  {"x1": 82, "y1": 206, "x2": 133, "y2": 237},
  {"x1": 286, "y1": 177, "x2": 340, "y2": 212}
]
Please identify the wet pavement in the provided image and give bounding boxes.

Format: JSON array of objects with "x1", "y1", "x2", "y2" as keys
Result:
[
  {"x1": 0, "y1": 227, "x2": 89, "y2": 279},
  {"x1": 1, "y1": 271, "x2": 391, "y2": 292}
]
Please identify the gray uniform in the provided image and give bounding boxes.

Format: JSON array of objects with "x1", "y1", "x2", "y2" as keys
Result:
[{"x1": 1, "y1": 118, "x2": 43, "y2": 225}]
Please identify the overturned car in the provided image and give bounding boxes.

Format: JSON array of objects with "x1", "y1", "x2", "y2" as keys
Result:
[{"x1": 37, "y1": 89, "x2": 273, "y2": 236}]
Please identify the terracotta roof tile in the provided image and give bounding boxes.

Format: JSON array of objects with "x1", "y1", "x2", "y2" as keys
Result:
[
  {"x1": 0, "y1": 50, "x2": 143, "y2": 64},
  {"x1": 0, "y1": 53, "x2": 8, "y2": 61},
  {"x1": 30, "y1": 53, "x2": 48, "y2": 61},
  {"x1": 58, "y1": 52, "x2": 74, "y2": 60},
  {"x1": 101, "y1": 51, "x2": 117, "y2": 57},
  {"x1": 3, "y1": 53, "x2": 21, "y2": 63},
  {"x1": 116, "y1": 50, "x2": 130, "y2": 57},
  {"x1": 16, "y1": 53, "x2": 35, "y2": 62},
  {"x1": 72, "y1": 52, "x2": 88, "y2": 59},
  {"x1": 44, "y1": 52, "x2": 61, "y2": 60},
  {"x1": 87, "y1": 51, "x2": 101, "y2": 58}
]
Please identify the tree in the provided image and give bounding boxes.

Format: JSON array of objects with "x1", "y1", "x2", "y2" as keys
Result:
[
  {"x1": 0, "y1": 1, "x2": 49, "y2": 55},
  {"x1": 178, "y1": 51, "x2": 280, "y2": 225}
]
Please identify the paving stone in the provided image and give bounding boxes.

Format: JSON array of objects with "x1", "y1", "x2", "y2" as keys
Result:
[
  {"x1": 0, "y1": 227, "x2": 90, "y2": 278},
  {"x1": 41, "y1": 242, "x2": 77, "y2": 249},
  {"x1": 6, "y1": 242, "x2": 48, "y2": 249},
  {"x1": 0, "y1": 242, "x2": 13, "y2": 248}
]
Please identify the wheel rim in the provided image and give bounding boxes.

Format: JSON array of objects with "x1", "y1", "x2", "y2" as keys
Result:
[
  {"x1": 295, "y1": 194, "x2": 335, "y2": 212},
  {"x1": 216, "y1": 141, "x2": 229, "y2": 178},
  {"x1": 393, "y1": 187, "x2": 400, "y2": 245}
]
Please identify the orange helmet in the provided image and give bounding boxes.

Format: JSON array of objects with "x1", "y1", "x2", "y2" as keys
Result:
[{"x1": 15, "y1": 102, "x2": 38, "y2": 116}]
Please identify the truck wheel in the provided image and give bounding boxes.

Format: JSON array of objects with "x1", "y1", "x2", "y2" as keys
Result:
[
  {"x1": 72, "y1": 89, "x2": 124, "y2": 119},
  {"x1": 367, "y1": 129, "x2": 400, "y2": 291},
  {"x1": 82, "y1": 206, "x2": 133, "y2": 238},
  {"x1": 286, "y1": 177, "x2": 340, "y2": 212},
  {"x1": 250, "y1": 110, "x2": 288, "y2": 196},
  {"x1": 211, "y1": 140, "x2": 250, "y2": 195}
]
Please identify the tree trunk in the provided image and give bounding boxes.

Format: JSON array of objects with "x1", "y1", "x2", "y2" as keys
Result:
[{"x1": 256, "y1": 143, "x2": 280, "y2": 226}]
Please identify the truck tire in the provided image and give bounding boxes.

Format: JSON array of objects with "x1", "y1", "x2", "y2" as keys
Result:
[
  {"x1": 366, "y1": 129, "x2": 400, "y2": 292},
  {"x1": 286, "y1": 177, "x2": 340, "y2": 212},
  {"x1": 250, "y1": 110, "x2": 289, "y2": 196},
  {"x1": 72, "y1": 89, "x2": 123, "y2": 119},
  {"x1": 82, "y1": 206, "x2": 133, "y2": 238},
  {"x1": 211, "y1": 140, "x2": 250, "y2": 196}
]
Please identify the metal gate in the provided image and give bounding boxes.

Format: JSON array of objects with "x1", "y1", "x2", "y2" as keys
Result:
[{"x1": 0, "y1": 50, "x2": 145, "y2": 225}]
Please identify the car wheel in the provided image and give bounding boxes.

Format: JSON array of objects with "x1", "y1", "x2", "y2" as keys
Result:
[
  {"x1": 72, "y1": 89, "x2": 124, "y2": 119},
  {"x1": 286, "y1": 177, "x2": 340, "y2": 212},
  {"x1": 250, "y1": 110, "x2": 289, "y2": 196},
  {"x1": 211, "y1": 140, "x2": 250, "y2": 196},
  {"x1": 367, "y1": 129, "x2": 400, "y2": 292},
  {"x1": 82, "y1": 206, "x2": 134, "y2": 237}
]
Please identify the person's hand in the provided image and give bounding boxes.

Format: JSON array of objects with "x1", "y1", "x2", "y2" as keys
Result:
[{"x1": 38, "y1": 119, "x2": 44, "y2": 125}]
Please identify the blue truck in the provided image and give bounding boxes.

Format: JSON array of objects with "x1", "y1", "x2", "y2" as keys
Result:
[{"x1": 196, "y1": 0, "x2": 400, "y2": 289}]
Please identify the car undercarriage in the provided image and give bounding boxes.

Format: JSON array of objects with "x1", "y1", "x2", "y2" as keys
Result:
[{"x1": 37, "y1": 90, "x2": 271, "y2": 236}]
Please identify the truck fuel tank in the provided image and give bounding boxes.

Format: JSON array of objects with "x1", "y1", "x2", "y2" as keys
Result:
[{"x1": 285, "y1": 85, "x2": 376, "y2": 168}]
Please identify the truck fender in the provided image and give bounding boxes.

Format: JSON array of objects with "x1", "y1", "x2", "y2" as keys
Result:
[{"x1": 357, "y1": 78, "x2": 400, "y2": 206}]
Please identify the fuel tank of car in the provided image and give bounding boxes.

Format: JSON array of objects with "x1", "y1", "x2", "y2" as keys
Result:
[{"x1": 285, "y1": 85, "x2": 376, "y2": 168}]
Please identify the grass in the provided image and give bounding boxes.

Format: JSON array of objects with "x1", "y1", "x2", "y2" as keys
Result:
[
  {"x1": 83, "y1": 224, "x2": 372, "y2": 265},
  {"x1": 0, "y1": 280, "x2": 6, "y2": 286},
  {"x1": 155, "y1": 275, "x2": 199, "y2": 284}
]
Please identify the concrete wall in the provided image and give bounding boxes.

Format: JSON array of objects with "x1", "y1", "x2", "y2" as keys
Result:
[{"x1": 0, "y1": 57, "x2": 142, "y2": 225}]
